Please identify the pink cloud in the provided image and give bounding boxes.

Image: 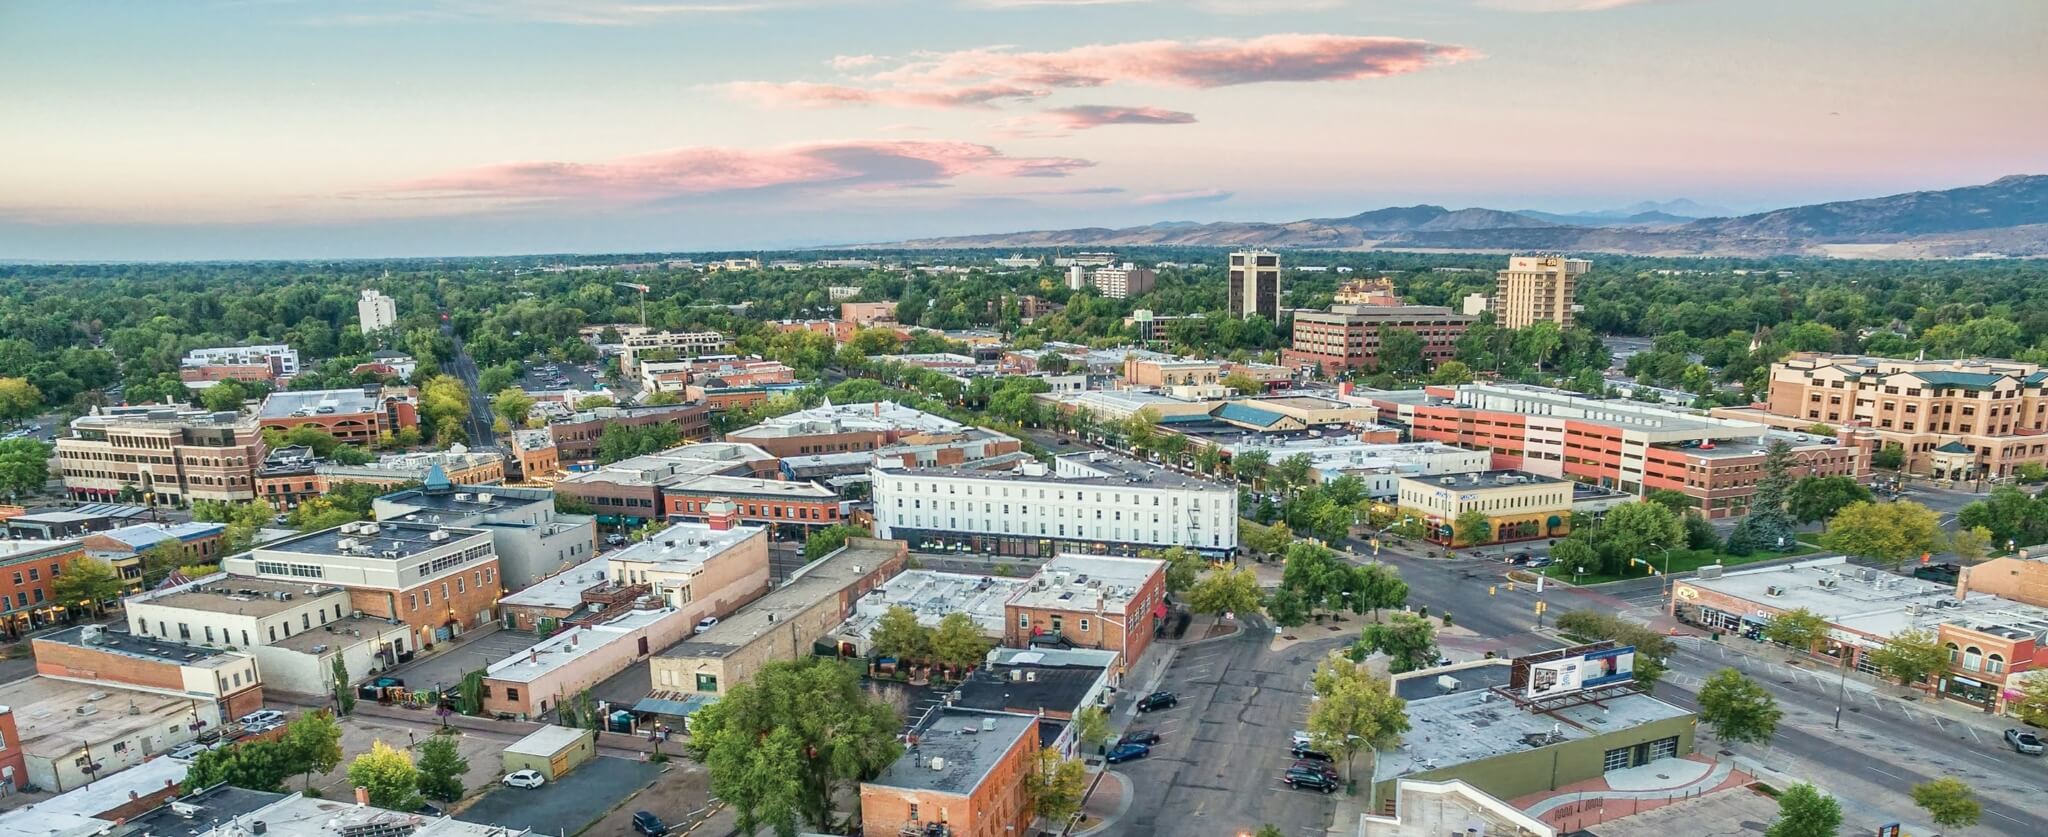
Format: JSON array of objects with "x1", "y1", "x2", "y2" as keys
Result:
[
  {"x1": 727, "y1": 34, "x2": 1477, "y2": 110},
  {"x1": 391, "y1": 140, "x2": 1092, "y2": 203},
  {"x1": 1042, "y1": 105, "x2": 1198, "y2": 129},
  {"x1": 1134, "y1": 188, "x2": 1232, "y2": 205}
]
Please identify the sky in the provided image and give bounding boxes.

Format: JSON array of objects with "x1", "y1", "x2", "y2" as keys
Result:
[{"x1": 1, "y1": 0, "x2": 2043, "y2": 260}]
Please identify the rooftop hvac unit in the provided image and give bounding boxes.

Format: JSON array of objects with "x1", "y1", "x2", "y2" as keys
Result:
[
  {"x1": 1764, "y1": 585, "x2": 1785, "y2": 597},
  {"x1": 930, "y1": 757, "x2": 947, "y2": 771},
  {"x1": 455, "y1": 493, "x2": 473, "y2": 502},
  {"x1": 1817, "y1": 577, "x2": 1838, "y2": 589},
  {"x1": 428, "y1": 530, "x2": 450, "y2": 543},
  {"x1": 336, "y1": 538, "x2": 359, "y2": 552},
  {"x1": 476, "y1": 493, "x2": 493, "y2": 503}
]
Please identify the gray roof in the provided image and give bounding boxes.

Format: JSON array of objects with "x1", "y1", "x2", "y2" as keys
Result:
[
  {"x1": 261, "y1": 520, "x2": 489, "y2": 560},
  {"x1": 657, "y1": 540, "x2": 899, "y2": 660},
  {"x1": 258, "y1": 386, "x2": 393, "y2": 419},
  {"x1": 868, "y1": 708, "x2": 1037, "y2": 795},
  {"x1": 1373, "y1": 688, "x2": 1691, "y2": 783}
]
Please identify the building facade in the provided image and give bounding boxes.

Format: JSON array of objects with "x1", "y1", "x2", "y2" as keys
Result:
[
  {"x1": 548, "y1": 402, "x2": 713, "y2": 462},
  {"x1": 358, "y1": 289, "x2": 398, "y2": 333},
  {"x1": 617, "y1": 331, "x2": 734, "y2": 375},
  {"x1": 858, "y1": 709, "x2": 1039, "y2": 837},
  {"x1": 1006, "y1": 554, "x2": 1167, "y2": 669},
  {"x1": 1089, "y1": 264, "x2": 1156, "y2": 299},
  {"x1": 373, "y1": 479, "x2": 597, "y2": 590},
  {"x1": 1492, "y1": 255, "x2": 1587, "y2": 330},
  {"x1": 257, "y1": 385, "x2": 419, "y2": 446},
  {"x1": 223, "y1": 520, "x2": 502, "y2": 652},
  {"x1": 1228, "y1": 249, "x2": 1282, "y2": 321},
  {"x1": 1, "y1": 540, "x2": 85, "y2": 637},
  {"x1": 1283, "y1": 305, "x2": 1475, "y2": 375},
  {"x1": 870, "y1": 452, "x2": 1239, "y2": 558},
  {"x1": 119, "y1": 575, "x2": 409, "y2": 694},
  {"x1": 58, "y1": 407, "x2": 267, "y2": 506},
  {"x1": 1396, "y1": 470, "x2": 1575, "y2": 545}
]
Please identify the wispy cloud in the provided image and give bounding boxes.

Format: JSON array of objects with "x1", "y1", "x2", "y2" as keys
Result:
[
  {"x1": 1043, "y1": 105, "x2": 1198, "y2": 128},
  {"x1": 727, "y1": 34, "x2": 1479, "y2": 109},
  {"x1": 1134, "y1": 188, "x2": 1232, "y2": 205},
  {"x1": 306, "y1": 0, "x2": 821, "y2": 26},
  {"x1": 388, "y1": 140, "x2": 1092, "y2": 205},
  {"x1": 1475, "y1": 0, "x2": 1657, "y2": 11}
]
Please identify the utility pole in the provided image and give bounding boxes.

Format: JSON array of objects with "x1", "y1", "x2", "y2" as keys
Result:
[{"x1": 615, "y1": 283, "x2": 650, "y2": 327}]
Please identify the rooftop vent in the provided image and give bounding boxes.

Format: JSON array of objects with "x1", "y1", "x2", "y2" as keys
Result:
[{"x1": 1764, "y1": 585, "x2": 1785, "y2": 597}]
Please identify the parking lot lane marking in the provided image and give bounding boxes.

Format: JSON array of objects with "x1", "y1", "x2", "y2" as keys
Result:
[{"x1": 1965, "y1": 725, "x2": 1983, "y2": 744}]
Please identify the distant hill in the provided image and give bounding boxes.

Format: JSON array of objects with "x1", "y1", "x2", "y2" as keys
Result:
[{"x1": 880, "y1": 175, "x2": 2048, "y2": 258}]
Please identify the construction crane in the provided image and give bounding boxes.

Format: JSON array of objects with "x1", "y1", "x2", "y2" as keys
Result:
[{"x1": 615, "y1": 282, "x2": 650, "y2": 327}]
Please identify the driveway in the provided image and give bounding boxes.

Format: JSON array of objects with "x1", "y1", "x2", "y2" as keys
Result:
[
  {"x1": 379, "y1": 629, "x2": 539, "y2": 695},
  {"x1": 457, "y1": 756, "x2": 661, "y2": 836}
]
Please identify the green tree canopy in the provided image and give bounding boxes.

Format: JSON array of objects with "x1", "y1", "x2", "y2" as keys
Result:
[
  {"x1": 1352, "y1": 612, "x2": 1438, "y2": 673},
  {"x1": 867, "y1": 605, "x2": 931, "y2": 662},
  {"x1": 1306, "y1": 653, "x2": 1410, "y2": 782},
  {"x1": 1695, "y1": 668, "x2": 1781, "y2": 746},
  {"x1": 1184, "y1": 566, "x2": 1263, "y2": 617},
  {"x1": 1911, "y1": 777, "x2": 1981, "y2": 831},
  {"x1": 347, "y1": 741, "x2": 422, "y2": 811},
  {"x1": 1765, "y1": 783, "x2": 1843, "y2": 837},
  {"x1": 416, "y1": 735, "x2": 470, "y2": 803},
  {"x1": 1820, "y1": 500, "x2": 1942, "y2": 569},
  {"x1": 1786, "y1": 475, "x2": 1873, "y2": 527},
  {"x1": 686, "y1": 658, "x2": 903, "y2": 833}
]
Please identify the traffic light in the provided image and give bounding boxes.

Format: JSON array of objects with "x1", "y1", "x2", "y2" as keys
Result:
[{"x1": 1489, "y1": 585, "x2": 1497, "y2": 596}]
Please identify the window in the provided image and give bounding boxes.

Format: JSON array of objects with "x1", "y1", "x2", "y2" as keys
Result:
[
  {"x1": 1963, "y1": 647, "x2": 1983, "y2": 671},
  {"x1": 1018, "y1": 613, "x2": 1029, "y2": 628},
  {"x1": 1602, "y1": 746, "x2": 1633, "y2": 772},
  {"x1": 506, "y1": 688, "x2": 519, "y2": 701},
  {"x1": 1988, "y1": 654, "x2": 2006, "y2": 674},
  {"x1": 1648, "y1": 736, "x2": 1679, "y2": 762},
  {"x1": 26, "y1": 568, "x2": 37, "y2": 581},
  {"x1": 697, "y1": 673, "x2": 720, "y2": 692},
  {"x1": 909, "y1": 804, "x2": 920, "y2": 823}
]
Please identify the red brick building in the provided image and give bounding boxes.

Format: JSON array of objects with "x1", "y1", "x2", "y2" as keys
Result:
[
  {"x1": 549, "y1": 403, "x2": 712, "y2": 463},
  {"x1": 256, "y1": 385, "x2": 419, "y2": 446},
  {"x1": 1005, "y1": 554, "x2": 1167, "y2": 672},
  {"x1": 1, "y1": 540, "x2": 83, "y2": 638},
  {"x1": 1283, "y1": 304, "x2": 1474, "y2": 376},
  {"x1": 859, "y1": 708, "x2": 1040, "y2": 837},
  {"x1": 662, "y1": 476, "x2": 844, "y2": 531}
]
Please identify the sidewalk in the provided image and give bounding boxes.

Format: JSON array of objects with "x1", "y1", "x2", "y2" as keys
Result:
[{"x1": 1669, "y1": 632, "x2": 2019, "y2": 739}]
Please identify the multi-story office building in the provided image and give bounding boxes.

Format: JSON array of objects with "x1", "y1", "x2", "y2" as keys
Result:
[
  {"x1": 1089, "y1": 263, "x2": 1156, "y2": 299},
  {"x1": 604, "y1": 509, "x2": 770, "y2": 617},
  {"x1": 639, "y1": 356, "x2": 793, "y2": 395},
  {"x1": 1492, "y1": 255, "x2": 1588, "y2": 329},
  {"x1": 840, "y1": 302, "x2": 898, "y2": 326},
  {"x1": 1122, "y1": 357, "x2": 1220, "y2": 388},
  {"x1": 223, "y1": 520, "x2": 502, "y2": 652},
  {"x1": 1228, "y1": 249, "x2": 1282, "y2": 321},
  {"x1": 180, "y1": 344, "x2": 302, "y2": 389},
  {"x1": 548, "y1": 402, "x2": 712, "y2": 462},
  {"x1": 660, "y1": 475, "x2": 845, "y2": 532},
  {"x1": 1366, "y1": 383, "x2": 1868, "y2": 518},
  {"x1": 1396, "y1": 470, "x2": 1576, "y2": 545},
  {"x1": 357, "y1": 289, "x2": 398, "y2": 333},
  {"x1": 1006, "y1": 554, "x2": 1168, "y2": 666},
  {"x1": 1283, "y1": 304, "x2": 1476, "y2": 375},
  {"x1": 1332, "y1": 276, "x2": 1401, "y2": 306},
  {"x1": 118, "y1": 574, "x2": 412, "y2": 694},
  {"x1": 372, "y1": 477, "x2": 597, "y2": 589},
  {"x1": 256, "y1": 385, "x2": 419, "y2": 446},
  {"x1": 552, "y1": 442, "x2": 779, "y2": 528},
  {"x1": 870, "y1": 451, "x2": 1239, "y2": 558},
  {"x1": 1712, "y1": 352, "x2": 2048, "y2": 480},
  {"x1": 617, "y1": 330, "x2": 734, "y2": 375},
  {"x1": 57, "y1": 407, "x2": 267, "y2": 506}
]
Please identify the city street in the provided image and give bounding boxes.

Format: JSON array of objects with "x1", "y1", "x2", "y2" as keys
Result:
[
  {"x1": 439, "y1": 323, "x2": 498, "y2": 448},
  {"x1": 1107, "y1": 617, "x2": 1347, "y2": 837}
]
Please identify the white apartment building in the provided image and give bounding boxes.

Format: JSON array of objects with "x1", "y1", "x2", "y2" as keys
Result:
[
  {"x1": 618, "y1": 330, "x2": 733, "y2": 374},
  {"x1": 1220, "y1": 439, "x2": 1490, "y2": 499},
  {"x1": 870, "y1": 450, "x2": 1238, "y2": 558},
  {"x1": 358, "y1": 289, "x2": 398, "y2": 333},
  {"x1": 182, "y1": 344, "x2": 302, "y2": 377},
  {"x1": 122, "y1": 575, "x2": 413, "y2": 694},
  {"x1": 1089, "y1": 264, "x2": 1156, "y2": 300}
]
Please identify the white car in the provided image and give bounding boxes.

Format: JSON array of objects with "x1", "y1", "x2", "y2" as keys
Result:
[
  {"x1": 502, "y1": 770, "x2": 546, "y2": 789},
  {"x1": 237, "y1": 710, "x2": 286, "y2": 727},
  {"x1": 1291, "y1": 730, "x2": 1314, "y2": 749},
  {"x1": 167, "y1": 742, "x2": 216, "y2": 762},
  {"x1": 695, "y1": 616, "x2": 720, "y2": 633}
]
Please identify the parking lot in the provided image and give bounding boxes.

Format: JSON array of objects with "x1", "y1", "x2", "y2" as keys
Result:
[
  {"x1": 376, "y1": 629, "x2": 539, "y2": 698},
  {"x1": 516, "y1": 359, "x2": 606, "y2": 394},
  {"x1": 457, "y1": 755, "x2": 662, "y2": 835},
  {"x1": 1112, "y1": 622, "x2": 1350, "y2": 836}
]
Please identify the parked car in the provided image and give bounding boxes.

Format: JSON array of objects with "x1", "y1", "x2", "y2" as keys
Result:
[
  {"x1": 1136, "y1": 691, "x2": 1178, "y2": 713},
  {"x1": 1117, "y1": 730, "x2": 1161, "y2": 747},
  {"x1": 632, "y1": 811, "x2": 668, "y2": 835},
  {"x1": 236, "y1": 710, "x2": 285, "y2": 727},
  {"x1": 1291, "y1": 745, "x2": 1334, "y2": 763},
  {"x1": 2006, "y1": 728, "x2": 2044, "y2": 755},
  {"x1": 502, "y1": 769, "x2": 546, "y2": 789},
  {"x1": 167, "y1": 742, "x2": 220, "y2": 762},
  {"x1": 1291, "y1": 759, "x2": 1339, "y2": 779},
  {"x1": 1105, "y1": 742, "x2": 1151, "y2": 764},
  {"x1": 604, "y1": 533, "x2": 628, "y2": 547},
  {"x1": 1290, "y1": 730, "x2": 1314, "y2": 749},
  {"x1": 1526, "y1": 556, "x2": 1554, "y2": 569},
  {"x1": 1508, "y1": 552, "x2": 1533, "y2": 565},
  {"x1": 1283, "y1": 766, "x2": 1339, "y2": 793},
  {"x1": 695, "y1": 616, "x2": 720, "y2": 633}
]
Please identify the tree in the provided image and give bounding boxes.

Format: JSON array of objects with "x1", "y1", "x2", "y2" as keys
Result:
[
  {"x1": 1375, "y1": 328, "x2": 1426, "y2": 378},
  {"x1": 185, "y1": 739, "x2": 298, "y2": 793},
  {"x1": 0, "y1": 378, "x2": 44, "y2": 423},
  {"x1": 1787, "y1": 475, "x2": 1874, "y2": 528},
  {"x1": 1590, "y1": 501, "x2": 1686, "y2": 576},
  {"x1": 1232, "y1": 449, "x2": 1271, "y2": 487},
  {"x1": 1695, "y1": 668, "x2": 1780, "y2": 746},
  {"x1": 1306, "y1": 654, "x2": 1410, "y2": 783},
  {"x1": 1957, "y1": 487, "x2": 2048, "y2": 549},
  {"x1": 1643, "y1": 489, "x2": 1692, "y2": 516},
  {"x1": 1023, "y1": 747, "x2": 1087, "y2": 825},
  {"x1": 1253, "y1": 828, "x2": 1285, "y2": 837},
  {"x1": 1765, "y1": 783, "x2": 1843, "y2": 837},
  {"x1": 2011, "y1": 672, "x2": 2048, "y2": 727},
  {"x1": 416, "y1": 375, "x2": 473, "y2": 446},
  {"x1": 1762, "y1": 608, "x2": 1827, "y2": 652},
  {"x1": 415, "y1": 735, "x2": 469, "y2": 803},
  {"x1": 1821, "y1": 500, "x2": 1941, "y2": 570},
  {"x1": 493, "y1": 388, "x2": 535, "y2": 427},
  {"x1": 1353, "y1": 612, "x2": 1438, "y2": 673},
  {"x1": 1279, "y1": 543, "x2": 1350, "y2": 617},
  {"x1": 1265, "y1": 586, "x2": 1309, "y2": 627},
  {"x1": 284, "y1": 710, "x2": 344, "y2": 790},
  {"x1": 929, "y1": 612, "x2": 991, "y2": 672},
  {"x1": 1865, "y1": 628, "x2": 1948, "y2": 686},
  {"x1": 1730, "y1": 439, "x2": 1799, "y2": 551},
  {"x1": 1551, "y1": 538, "x2": 1601, "y2": 577},
  {"x1": 1350, "y1": 563, "x2": 1408, "y2": 620},
  {"x1": 1453, "y1": 509, "x2": 1492, "y2": 546},
  {"x1": 1426, "y1": 360, "x2": 1474, "y2": 386},
  {"x1": 333, "y1": 654, "x2": 357, "y2": 715},
  {"x1": 1272, "y1": 454, "x2": 1314, "y2": 497},
  {"x1": 0, "y1": 438, "x2": 52, "y2": 499},
  {"x1": 198, "y1": 379, "x2": 250, "y2": 412},
  {"x1": 686, "y1": 658, "x2": 903, "y2": 833},
  {"x1": 868, "y1": 605, "x2": 931, "y2": 662},
  {"x1": 802, "y1": 523, "x2": 869, "y2": 561},
  {"x1": 1072, "y1": 705, "x2": 1111, "y2": 754},
  {"x1": 1221, "y1": 371, "x2": 1263, "y2": 395},
  {"x1": 1157, "y1": 546, "x2": 1207, "y2": 594},
  {"x1": 1911, "y1": 778, "x2": 1982, "y2": 832},
  {"x1": 51, "y1": 556, "x2": 123, "y2": 615},
  {"x1": 1873, "y1": 442, "x2": 1905, "y2": 470},
  {"x1": 1184, "y1": 566, "x2": 1263, "y2": 617},
  {"x1": 1947, "y1": 525, "x2": 1994, "y2": 564},
  {"x1": 347, "y1": 741, "x2": 422, "y2": 811}
]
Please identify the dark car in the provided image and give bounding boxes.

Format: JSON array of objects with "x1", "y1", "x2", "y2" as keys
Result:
[
  {"x1": 1291, "y1": 759, "x2": 1339, "y2": 779},
  {"x1": 1291, "y1": 745, "x2": 1334, "y2": 763},
  {"x1": 632, "y1": 811, "x2": 668, "y2": 836},
  {"x1": 1508, "y1": 552, "x2": 1533, "y2": 565},
  {"x1": 1117, "y1": 730, "x2": 1161, "y2": 747},
  {"x1": 1283, "y1": 766, "x2": 1339, "y2": 793},
  {"x1": 1136, "y1": 691, "x2": 1178, "y2": 713},
  {"x1": 2006, "y1": 728, "x2": 2044, "y2": 755},
  {"x1": 1105, "y1": 742, "x2": 1151, "y2": 764}
]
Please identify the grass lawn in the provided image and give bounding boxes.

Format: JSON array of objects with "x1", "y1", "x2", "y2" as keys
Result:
[{"x1": 1542, "y1": 542, "x2": 1823, "y2": 586}]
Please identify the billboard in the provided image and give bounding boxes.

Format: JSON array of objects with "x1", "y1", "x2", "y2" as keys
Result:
[
  {"x1": 1582, "y1": 645, "x2": 1637, "y2": 688},
  {"x1": 1521, "y1": 644, "x2": 1636, "y2": 699},
  {"x1": 1526, "y1": 657, "x2": 1584, "y2": 699}
]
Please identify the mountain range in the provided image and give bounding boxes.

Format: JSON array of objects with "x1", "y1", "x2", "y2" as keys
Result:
[{"x1": 883, "y1": 175, "x2": 2048, "y2": 258}]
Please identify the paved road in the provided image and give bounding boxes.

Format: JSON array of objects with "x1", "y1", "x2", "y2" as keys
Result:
[
  {"x1": 439, "y1": 324, "x2": 497, "y2": 448},
  {"x1": 1661, "y1": 643, "x2": 2046, "y2": 836},
  {"x1": 1337, "y1": 539, "x2": 1560, "y2": 658},
  {"x1": 1111, "y1": 617, "x2": 1346, "y2": 837}
]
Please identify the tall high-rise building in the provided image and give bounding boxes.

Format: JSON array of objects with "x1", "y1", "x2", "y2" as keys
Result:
[
  {"x1": 1067, "y1": 264, "x2": 1088, "y2": 291},
  {"x1": 1492, "y1": 255, "x2": 1588, "y2": 329},
  {"x1": 1089, "y1": 263, "x2": 1156, "y2": 299},
  {"x1": 357, "y1": 289, "x2": 398, "y2": 333},
  {"x1": 1228, "y1": 249, "x2": 1281, "y2": 321}
]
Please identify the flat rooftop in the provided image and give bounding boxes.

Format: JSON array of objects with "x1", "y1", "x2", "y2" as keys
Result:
[
  {"x1": 1373, "y1": 688, "x2": 1692, "y2": 783},
  {"x1": 0, "y1": 539, "x2": 81, "y2": 560},
  {"x1": 727, "y1": 401, "x2": 965, "y2": 439},
  {"x1": 606, "y1": 520, "x2": 762, "y2": 574},
  {"x1": 130, "y1": 575, "x2": 349, "y2": 617},
  {"x1": 498, "y1": 554, "x2": 611, "y2": 610},
  {"x1": 258, "y1": 520, "x2": 489, "y2": 560},
  {"x1": 112, "y1": 785, "x2": 290, "y2": 837},
  {"x1": 950, "y1": 650, "x2": 1111, "y2": 717},
  {"x1": 381, "y1": 485, "x2": 551, "y2": 516},
  {"x1": 269, "y1": 614, "x2": 408, "y2": 654},
  {"x1": 38, "y1": 623, "x2": 243, "y2": 668},
  {"x1": 838, "y1": 570, "x2": 1022, "y2": 643},
  {"x1": 1009, "y1": 554, "x2": 1164, "y2": 613},
  {"x1": 1391, "y1": 660, "x2": 1513, "y2": 701},
  {"x1": 506, "y1": 724, "x2": 591, "y2": 757},
  {"x1": 1681, "y1": 556, "x2": 2048, "y2": 638},
  {"x1": 662, "y1": 473, "x2": 838, "y2": 499},
  {"x1": 181, "y1": 794, "x2": 517, "y2": 837},
  {"x1": 0, "y1": 676, "x2": 208, "y2": 758},
  {"x1": 659, "y1": 540, "x2": 901, "y2": 660},
  {"x1": 1401, "y1": 469, "x2": 1567, "y2": 489},
  {"x1": 258, "y1": 387, "x2": 390, "y2": 419},
  {"x1": 3, "y1": 754, "x2": 186, "y2": 820},
  {"x1": 90, "y1": 522, "x2": 227, "y2": 550},
  {"x1": 488, "y1": 606, "x2": 679, "y2": 684},
  {"x1": 868, "y1": 708, "x2": 1037, "y2": 795}
]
